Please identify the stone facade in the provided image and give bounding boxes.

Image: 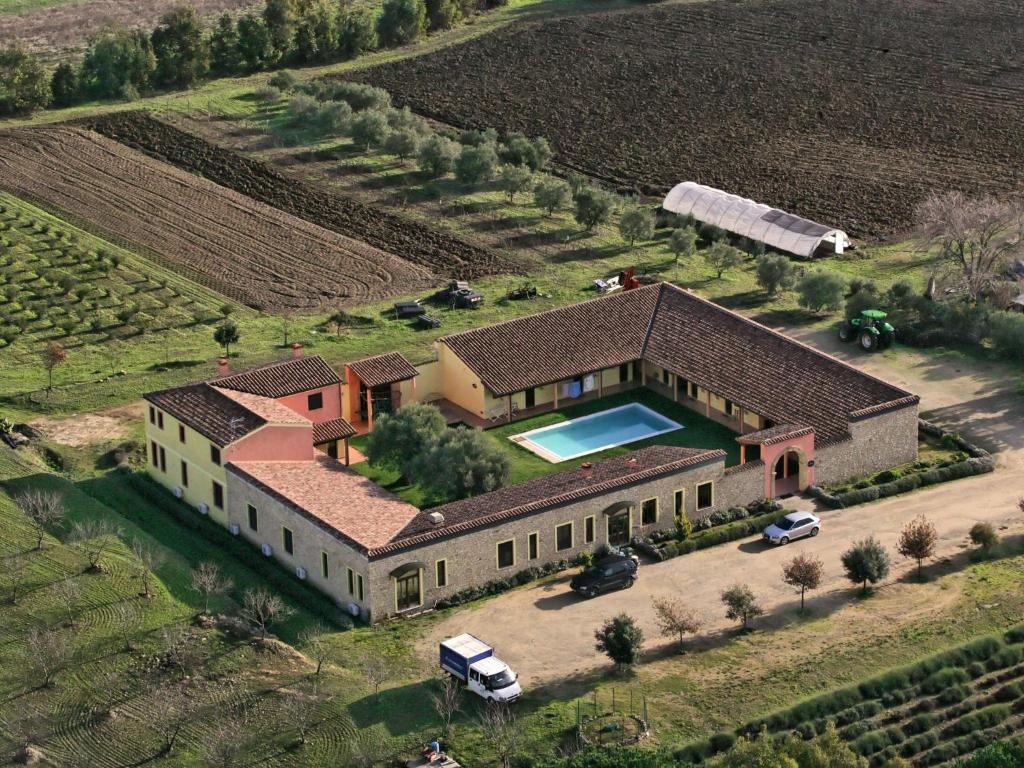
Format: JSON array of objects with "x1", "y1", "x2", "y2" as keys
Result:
[{"x1": 813, "y1": 402, "x2": 920, "y2": 486}]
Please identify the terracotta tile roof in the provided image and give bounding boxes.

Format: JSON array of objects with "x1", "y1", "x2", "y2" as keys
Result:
[
  {"x1": 212, "y1": 355, "x2": 340, "y2": 398},
  {"x1": 441, "y1": 283, "x2": 918, "y2": 444},
  {"x1": 440, "y1": 286, "x2": 661, "y2": 396},
  {"x1": 370, "y1": 446, "x2": 724, "y2": 557},
  {"x1": 144, "y1": 383, "x2": 266, "y2": 446},
  {"x1": 227, "y1": 455, "x2": 420, "y2": 551},
  {"x1": 312, "y1": 418, "x2": 357, "y2": 444},
  {"x1": 736, "y1": 424, "x2": 814, "y2": 446},
  {"x1": 348, "y1": 352, "x2": 419, "y2": 388},
  {"x1": 211, "y1": 387, "x2": 311, "y2": 425}
]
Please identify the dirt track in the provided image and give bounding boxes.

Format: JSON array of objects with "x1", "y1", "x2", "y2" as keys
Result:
[{"x1": 421, "y1": 339, "x2": 1024, "y2": 685}]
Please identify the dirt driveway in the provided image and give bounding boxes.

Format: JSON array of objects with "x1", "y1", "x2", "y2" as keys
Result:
[{"x1": 422, "y1": 334, "x2": 1024, "y2": 686}]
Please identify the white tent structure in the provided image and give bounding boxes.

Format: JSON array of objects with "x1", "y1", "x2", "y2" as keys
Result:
[{"x1": 662, "y1": 182, "x2": 849, "y2": 259}]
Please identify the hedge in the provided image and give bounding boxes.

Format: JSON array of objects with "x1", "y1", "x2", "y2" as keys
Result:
[{"x1": 645, "y1": 507, "x2": 784, "y2": 563}]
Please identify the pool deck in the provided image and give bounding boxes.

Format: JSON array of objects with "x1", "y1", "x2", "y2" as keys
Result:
[{"x1": 432, "y1": 383, "x2": 638, "y2": 429}]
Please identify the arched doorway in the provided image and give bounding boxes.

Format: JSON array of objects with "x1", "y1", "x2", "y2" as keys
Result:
[
  {"x1": 603, "y1": 501, "x2": 634, "y2": 546},
  {"x1": 773, "y1": 449, "x2": 805, "y2": 497}
]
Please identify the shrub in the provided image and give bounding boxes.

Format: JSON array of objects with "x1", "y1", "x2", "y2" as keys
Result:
[
  {"x1": 798, "y1": 270, "x2": 846, "y2": 313},
  {"x1": 288, "y1": 93, "x2": 319, "y2": 122},
  {"x1": 377, "y1": 0, "x2": 427, "y2": 46},
  {"x1": 993, "y1": 681, "x2": 1022, "y2": 703},
  {"x1": 837, "y1": 486, "x2": 880, "y2": 506},
  {"x1": 967, "y1": 661, "x2": 987, "y2": 678},
  {"x1": 941, "y1": 704, "x2": 1012, "y2": 738},
  {"x1": 755, "y1": 254, "x2": 796, "y2": 295},
  {"x1": 268, "y1": 69, "x2": 297, "y2": 91},
  {"x1": 938, "y1": 684, "x2": 969, "y2": 705},
  {"x1": 920, "y1": 667, "x2": 970, "y2": 695},
  {"x1": 314, "y1": 100, "x2": 352, "y2": 133},
  {"x1": 417, "y1": 134, "x2": 460, "y2": 178},
  {"x1": 969, "y1": 521, "x2": 999, "y2": 554},
  {"x1": 988, "y1": 311, "x2": 1024, "y2": 362},
  {"x1": 426, "y1": 0, "x2": 461, "y2": 30},
  {"x1": 384, "y1": 127, "x2": 422, "y2": 160},
  {"x1": 254, "y1": 85, "x2": 281, "y2": 103},
  {"x1": 875, "y1": 468, "x2": 902, "y2": 483},
  {"x1": 454, "y1": 143, "x2": 498, "y2": 185},
  {"x1": 851, "y1": 730, "x2": 890, "y2": 756},
  {"x1": 324, "y1": 80, "x2": 391, "y2": 111},
  {"x1": 350, "y1": 109, "x2": 390, "y2": 148},
  {"x1": 903, "y1": 713, "x2": 937, "y2": 736}
]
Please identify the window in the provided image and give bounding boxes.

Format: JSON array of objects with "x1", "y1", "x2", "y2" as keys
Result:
[
  {"x1": 584, "y1": 516, "x2": 595, "y2": 544},
  {"x1": 321, "y1": 551, "x2": 329, "y2": 579},
  {"x1": 678, "y1": 376, "x2": 688, "y2": 394},
  {"x1": 395, "y1": 570, "x2": 421, "y2": 611},
  {"x1": 247, "y1": 504, "x2": 258, "y2": 531},
  {"x1": 496, "y1": 539, "x2": 515, "y2": 569},
  {"x1": 307, "y1": 392, "x2": 324, "y2": 411},
  {"x1": 282, "y1": 527, "x2": 294, "y2": 555},
  {"x1": 641, "y1": 498, "x2": 658, "y2": 525},
  {"x1": 178, "y1": 424, "x2": 186, "y2": 443},
  {"x1": 210, "y1": 445, "x2": 221, "y2": 466},
  {"x1": 697, "y1": 481, "x2": 714, "y2": 510},
  {"x1": 724, "y1": 399, "x2": 735, "y2": 416},
  {"x1": 528, "y1": 532, "x2": 539, "y2": 560},
  {"x1": 150, "y1": 441, "x2": 159, "y2": 468},
  {"x1": 619, "y1": 363, "x2": 629, "y2": 383},
  {"x1": 674, "y1": 489, "x2": 685, "y2": 519},
  {"x1": 148, "y1": 406, "x2": 156, "y2": 425},
  {"x1": 158, "y1": 446, "x2": 166, "y2": 473},
  {"x1": 689, "y1": 381, "x2": 699, "y2": 399},
  {"x1": 357, "y1": 574, "x2": 364, "y2": 602},
  {"x1": 525, "y1": 388, "x2": 535, "y2": 409},
  {"x1": 157, "y1": 411, "x2": 164, "y2": 429},
  {"x1": 347, "y1": 568, "x2": 355, "y2": 595},
  {"x1": 555, "y1": 523, "x2": 573, "y2": 552},
  {"x1": 212, "y1": 481, "x2": 224, "y2": 509},
  {"x1": 662, "y1": 368, "x2": 670, "y2": 385},
  {"x1": 180, "y1": 460, "x2": 189, "y2": 487},
  {"x1": 436, "y1": 559, "x2": 448, "y2": 588}
]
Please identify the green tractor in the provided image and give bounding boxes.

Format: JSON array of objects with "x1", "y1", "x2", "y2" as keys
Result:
[{"x1": 839, "y1": 309, "x2": 895, "y2": 351}]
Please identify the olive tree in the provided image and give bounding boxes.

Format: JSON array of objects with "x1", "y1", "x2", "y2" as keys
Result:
[
  {"x1": 969, "y1": 521, "x2": 999, "y2": 556},
  {"x1": 497, "y1": 165, "x2": 533, "y2": 203},
  {"x1": 350, "y1": 109, "x2": 390, "y2": 150},
  {"x1": 704, "y1": 242, "x2": 744, "y2": 278},
  {"x1": 417, "y1": 134, "x2": 460, "y2": 178},
  {"x1": 454, "y1": 143, "x2": 498, "y2": 185},
  {"x1": 574, "y1": 186, "x2": 615, "y2": 230},
  {"x1": 594, "y1": 613, "x2": 643, "y2": 669},
  {"x1": 798, "y1": 270, "x2": 846, "y2": 313},
  {"x1": 365, "y1": 403, "x2": 447, "y2": 482},
  {"x1": 668, "y1": 226, "x2": 698, "y2": 263},
  {"x1": 533, "y1": 177, "x2": 571, "y2": 217},
  {"x1": 755, "y1": 254, "x2": 796, "y2": 295},
  {"x1": 841, "y1": 537, "x2": 890, "y2": 595},
  {"x1": 721, "y1": 584, "x2": 763, "y2": 629},
  {"x1": 618, "y1": 204, "x2": 654, "y2": 249}
]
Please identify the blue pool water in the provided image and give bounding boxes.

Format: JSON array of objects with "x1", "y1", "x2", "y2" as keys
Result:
[{"x1": 514, "y1": 403, "x2": 683, "y2": 462}]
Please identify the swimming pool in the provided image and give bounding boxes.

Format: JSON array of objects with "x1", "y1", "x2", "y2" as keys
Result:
[{"x1": 511, "y1": 403, "x2": 683, "y2": 463}]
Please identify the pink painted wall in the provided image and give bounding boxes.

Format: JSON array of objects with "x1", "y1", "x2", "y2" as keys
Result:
[
  {"x1": 227, "y1": 425, "x2": 314, "y2": 462},
  {"x1": 276, "y1": 384, "x2": 342, "y2": 423},
  {"x1": 759, "y1": 433, "x2": 816, "y2": 498}
]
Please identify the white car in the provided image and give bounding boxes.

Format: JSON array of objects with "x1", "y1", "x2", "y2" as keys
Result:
[{"x1": 763, "y1": 512, "x2": 821, "y2": 545}]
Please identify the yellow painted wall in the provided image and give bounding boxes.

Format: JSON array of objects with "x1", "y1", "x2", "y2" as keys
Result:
[
  {"x1": 436, "y1": 342, "x2": 486, "y2": 417},
  {"x1": 145, "y1": 410, "x2": 228, "y2": 525},
  {"x1": 402, "y1": 358, "x2": 443, "y2": 404}
]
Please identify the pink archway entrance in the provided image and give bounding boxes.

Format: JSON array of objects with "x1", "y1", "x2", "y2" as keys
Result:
[{"x1": 736, "y1": 425, "x2": 816, "y2": 499}]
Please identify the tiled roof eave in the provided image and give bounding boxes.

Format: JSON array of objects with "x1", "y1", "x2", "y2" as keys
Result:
[{"x1": 849, "y1": 394, "x2": 920, "y2": 420}]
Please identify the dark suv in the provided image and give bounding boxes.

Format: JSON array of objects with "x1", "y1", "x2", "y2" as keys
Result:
[{"x1": 570, "y1": 555, "x2": 638, "y2": 598}]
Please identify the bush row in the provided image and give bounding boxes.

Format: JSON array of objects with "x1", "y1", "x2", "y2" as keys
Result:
[{"x1": 433, "y1": 557, "x2": 580, "y2": 609}]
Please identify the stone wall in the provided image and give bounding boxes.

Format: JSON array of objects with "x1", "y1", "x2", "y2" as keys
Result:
[{"x1": 814, "y1": 402, "x2": 919, "y2": 486}]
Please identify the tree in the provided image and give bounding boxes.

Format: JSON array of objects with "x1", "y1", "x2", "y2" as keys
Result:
[
  {"x1": 366, "y1": 403, "x2": 447, "y2": 480},
  {"x1": 236, "y1": 14, "x2": 275, "y2": 71},
  {"x1": 431, "y1": 673, "x2": 461, "y2": 739},
  {"x1": 214, "y1": 321, "x2": 240, "y2": 357},
  {"x1": 280, "y1": 684, "x2": 323, "y2": 744},
  {"x1": 377, "y1": 0, "x2": 427, "y2": 47},
  {"x1": 707, "y1": 726, "x2": 797, "y2": 768},
  {"x1": 23, "y1": 625, "x2": 73, "y2": 687},
  {"x1": 782, "y1": 554, "x2": 824, "y2": 613},
  {"x1": 337, "y1": 8, "x2": 378, "y2": 59},
  {"x1": 651, "y1": 597, "x2": 703, "y2": 651},
  {"x1": 969, "y1": 521, "x2": 999, "y2": 556},
  {"x1": 131, "y1": 538, "x2": 165, "y2": 598},
  {"x1": 956, "y1": 740, "x2": 1024, "y2": 767},
  {"x1": 70, "y1": 518, "x2": 121, "y2": 572},
  {"x1": 498, "y1": 165, "x2": 533, "y2": 203},
  {"x1": 594, "y1": 613, "x2": 643, "y2": 670},
  {"x1": 426, "y1": 0, "x2": 462, "y2": 30},
  {"x1": 498, "y1": 133, "x2": 550, "y2": 171},
  {"x1": 50, "y1": 62, "x2": 80, "y2": 108},
  {"x1": 263, "y1": 0, "x2": 299, "y2": 58},
  {"x1": 190, "y1": 561, "x2": 233, "y2": 615},
  {"x1": 0, "y1": 46, "x2": 50, "y2": 115},
  {"x1": 294, "y1": 1, "x2": 337, "y2": 64},
  {"x1": 1, "y1": 554, "x2": 29, "y2": 605},
  {"x1": 350, "y1": 109, "x2": 390, "y2": 149},
  {"x1": 359, "y1": 652, "x2": 394, "y2": 697},
  {"x1": 146, "y1": 682, "x2": 194, "y2": 756},
  {"x1": 52, "y1": 577, "x2": 81, "y2": 626},
  {"x1": 299, "y1": 622, "x2": 331, "y2": 680},
  {"x1": 756, "y1": 254, "x2": 796, "y2": 296},
  {"x1": 455, "y1": 143, "x2": 498, "y2": 185},
  {"x1": 988, "y1": 312, "x2": 1024, "y2": 363},
  {"x1": 574, "y1": 186, "x2": 615, "y2": 230},
  {"x1": 241, "y1": 587, "x2": 293, "y2": 641},
  {"x1": 151, "y1": 6, "x2": 209, "y2": 88},
  {"x1": 897, "y1": 514, "x2": 938, "y2": 578},
  {"x1": 113, "y1": 601, "x2": 141, "y2": 651},
  {"x1": 417, "y1": 133, "x2": 460, "y2": 178},
  {"x1": 721, "y1": 584, "x2": 763, "y2": 630},
  {"x1": 385, "y1": 127, "x2": 422, "y2": 161},
  {"x1": 81, "y1": 27, "x2": 156, "y2": 99},
  {"x1": 784, "y1": 722, "x2": 867, "y2": 767},
  {"x1": 798, "y1": 270, "x2": 846, "y2": 313},
  {"x1": 478, "y1": 702, "x2": 522, "y2": 768},
  {"x1": 915, "y1": 191, "x2": 1024, "y2": 303},
  {"x1": 209, "y1": 14, "x2": 242, "y2": 74},
  {"x1": 841, "y1": 537, "x2": 891, "y2": 595},
  {"x1": 16, "y1": 489, "x2": 65, "y2": 550},
  {"x1": 410, "y1": 427, "x2": 510, "y2": 502},
  {"x1": 668, "y1": 227, "x2": 698, "y2": 263},
  {"x1": 533, "y1": 177, "x2": 571, "y2": 217},
  {"x1": 704, "y1": 242, "x2": 744, "y2": 278},
  {"x1": 619, "y1": 204, "x2": 654, "y2": 249},
  {"x1": 42, "y1": 341, "x2": 67, "y2": 394}
]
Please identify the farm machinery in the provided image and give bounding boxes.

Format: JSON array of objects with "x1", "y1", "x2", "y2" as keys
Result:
[{"x1": 838, "y1": 309, "x2": 895, "y2": 351}]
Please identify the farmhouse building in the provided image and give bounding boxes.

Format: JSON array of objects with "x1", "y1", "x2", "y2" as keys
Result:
[{"x1": 143, "y1": 282, "x2": 918, "y2": 622}]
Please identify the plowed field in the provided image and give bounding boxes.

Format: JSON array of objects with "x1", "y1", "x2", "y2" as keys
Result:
[
  {"x1": 0, "y1": 127, "x2": 435, "y2": 312},
  {"x1": 353, "y1": 0, "x2": 1024, "y2": 238},
  {"x1": 78, "y1": 112, "x2": 521, "y2": 282}
]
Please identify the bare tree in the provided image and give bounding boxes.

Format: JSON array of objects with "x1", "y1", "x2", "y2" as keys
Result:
[
  {"x1": 23, "y1": 626, "x2": 73, "y2": 687},
  {"x1": 915, "y1": 191, "x2": 1024, "y2": 303},
  {"x1": 85, "y1": 667, "x2": 125, "y2": 720},
  {"x1": 131, "y1": 538, "x2": 165, "y2": 598},
  {"x1": 279, "y1": 683, "x2": 323, "y2": 745},
  {"x1": 52, "y1": 577, "x2": 82, "y2": 626},
  {"x1": 205, "y1": 718, "x2": 249, "y2": 768},
  {"x1": 652, "y1": 597, "x2": 704, "y2": 651},
  {"x1": 145, "y1": 682, "x2": 194, "y2": 756},
  {"x1": 190, "y1": 561, "x2": 233, "y2": 616},
  {"x1": 299, "y1": 621, "x2": 331, "y2": 680},
  {"x1": 350, "y1": 739, "x2": 379, "y2": 768},
  {"x1": 477, "y1": 701, "x2": 521, "y2": 768},
  {"x1": 431, "y1": 674, "x2": 462, "y2": 739},
  {"x1": 898, "y1": 515, "x2": 939, "y2": 578},
  {"x1": 360, "y1": 653, "x2": 394, "y2": 698},
  {"x1": 158, "y1": 624, "x2": 207, "y2": 680},
  {"x1": 16, "y1": 489, "x2": 65, "y2": 550},
  {"x1": 782, "y1": 554, "x2": 825, "y2": 613},
  {"x1": 240, "y1": 587, "x2": 293, "y2": 642},
  {"x1": 0, "y1": 708, "x2": 51, "y2": 765},
  {"x1": 70, "y1": 518, "x2": 121, "y2": 572},
  {"x1": 113, "y1": 601, "x2": 141, "y2": 652},
  {"x1": 1, "y1": 553, "x2": 30, "y2": 604}
]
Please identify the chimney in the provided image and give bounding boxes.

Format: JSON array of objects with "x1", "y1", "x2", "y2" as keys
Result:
[
  {"x1": 428, "y1": 511, "x2": 445, "y2": 526},
  {"x1": 291, "y1": 342, "x2": 303, "y2": 359},
  {"x1": 217, "y1": 358, "x2": 229, "y2": 376},
  {"x1": 580, "y1": 461, "x2": 593, "y2": 479},
  {"x1": 625, "y1": 457, "x2": 639, "y2": 470}
]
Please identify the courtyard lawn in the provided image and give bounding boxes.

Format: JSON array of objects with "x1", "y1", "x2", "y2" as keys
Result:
[{"x1": 351, "y1": 388, "x2": 743, "y2": 508}]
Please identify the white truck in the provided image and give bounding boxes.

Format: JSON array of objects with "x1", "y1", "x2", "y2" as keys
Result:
[{"x1": 439, "y1": 634, "x2": 522, "y2": 703}]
